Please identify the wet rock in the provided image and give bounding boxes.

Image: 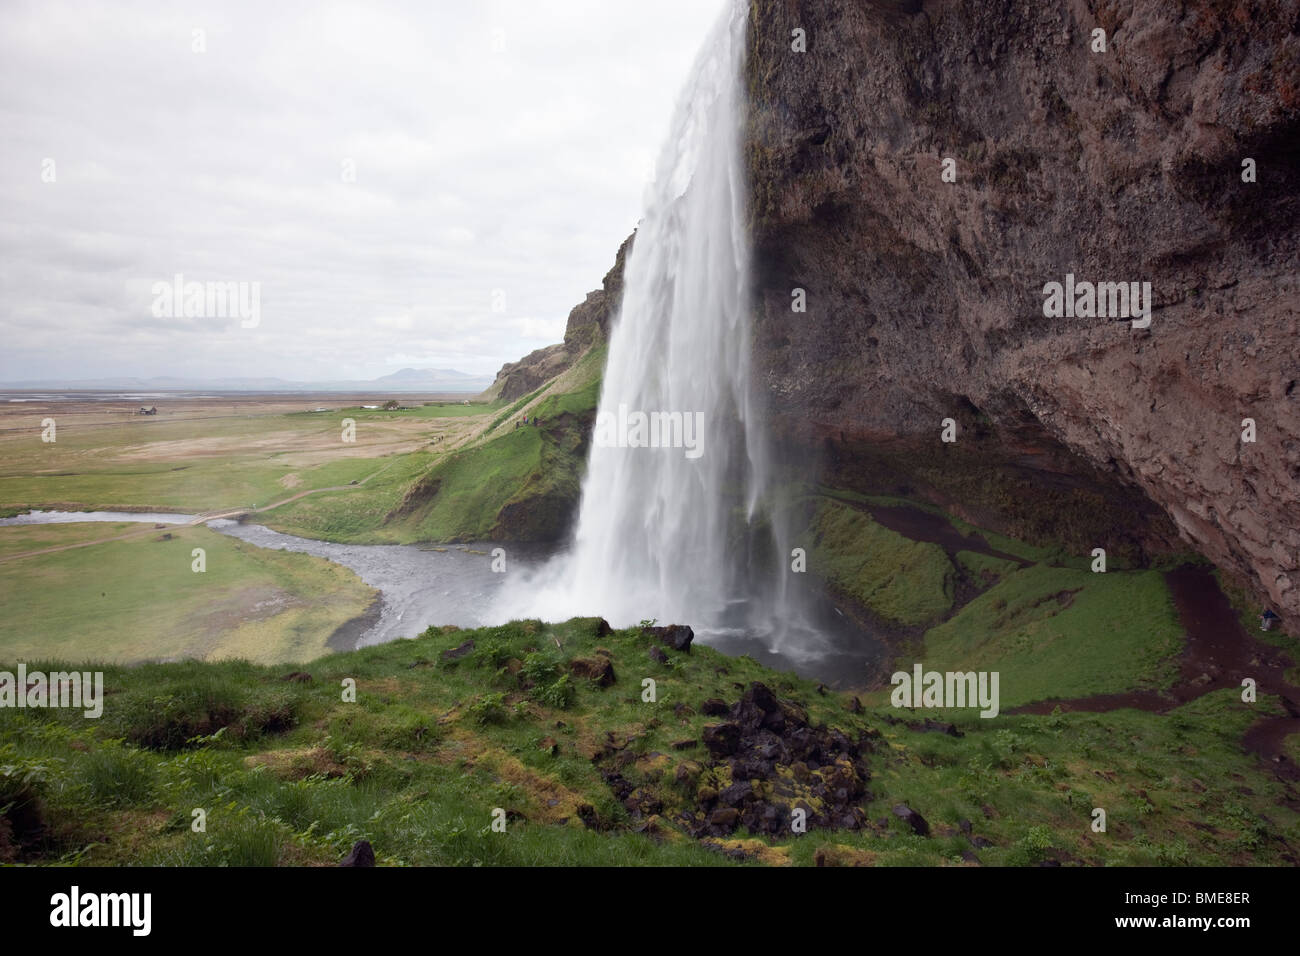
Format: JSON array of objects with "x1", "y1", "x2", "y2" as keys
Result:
[{"x1": 701, "y1": 698, "x2": 729, "y2": 716}]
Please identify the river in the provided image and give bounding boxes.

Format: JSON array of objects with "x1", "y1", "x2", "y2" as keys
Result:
[{"x1": 0, "y1": 510, "x2": 883, "y2": 687}]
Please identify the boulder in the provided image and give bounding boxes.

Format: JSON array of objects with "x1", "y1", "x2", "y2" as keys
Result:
[
  {"x1": 643, "y1": 624, "x2": 694, "y2": 652},
  {"x1": 340, "y1": 840, "x2": 375, "y2": 867},
  {"x1": 892, "y1": 804, "x2": 930, "y2": 836},
  {"x1": 708, "y1": 807, "x2": 740, "y2": 830},
  {"x1": 440, "y1": 639, "x2": 475, "y2": 662},
  {"x1": 701, "y1": 722, "x2": 741, "y2": 756},
  {"x1": 569, "y1": 656, "x2": 616, "y2": 687}
]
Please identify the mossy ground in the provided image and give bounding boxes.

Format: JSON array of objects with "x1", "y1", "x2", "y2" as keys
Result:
[
  {"x1": 913, "y1": 565, "x2": 1183, "y2": 708},
  {"x1": 806, "y1": 498, "x2": 954, "y2": 626},
  {"x1": 2, "y1": 610, "x2": 1296, "y2": 867}
]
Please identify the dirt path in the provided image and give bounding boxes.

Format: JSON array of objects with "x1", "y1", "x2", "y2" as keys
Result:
[
  {"x1": 0, "y1": 457, "x2": 401, "y2": 564},
  {"x1": 864, "y1": 503, "x2": 1030, "y2": 567},
  {"x1": 1013, "y1": 566, "x2": 1300, "y2": 781},
  {"x1": 844, "y1": 498, "x2": 1300, "y2": 780}
]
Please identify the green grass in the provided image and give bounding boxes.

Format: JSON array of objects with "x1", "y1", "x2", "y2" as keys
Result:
[
  {"x1": 0, "y1": 521, "x2": 137, "y2": 559},
  {"x1": 0, "y1": 523, "x2": 376, "y2": 664},
  {"x1": 487, "y1": 384, "x2": 553, "y2": 434},
  {"x1": 389, "y1": 426, "x2": 546, "y2": 542},
  {"x1": 532, "y1": 344, "x2": 605, "y2": 421},
  {"x1": 2, "y1": 616, "x2": 1295, "y2": 867},
  {"x1": 261, "y1": 451, "x2": 435, "y2": 543},
  {"x1": 806, "y1": 499, "x2": 954, "y2": 626},
  {"x1": 0, "y1": 413, "x2": 387, "y2": 514},
  {"x1": 914, "y1": 564, "x2": 1183, "y2": 708},
  {"x1": 955, "y1": 549, "x2": 1020, "y2": 583}
]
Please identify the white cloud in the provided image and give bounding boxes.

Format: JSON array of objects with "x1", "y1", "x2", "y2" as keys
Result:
[{"x1": 0, "y1": 0, "x2": 728, "y2": 383}]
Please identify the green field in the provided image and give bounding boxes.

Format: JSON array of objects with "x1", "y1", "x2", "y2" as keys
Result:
[{"x1": 0, "y1": 523, "x2": 376, "y2": 664}]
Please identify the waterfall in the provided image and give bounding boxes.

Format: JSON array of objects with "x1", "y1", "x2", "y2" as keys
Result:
[{"x1": 495, "y1": 0, "x2": 818, "y2": 656}]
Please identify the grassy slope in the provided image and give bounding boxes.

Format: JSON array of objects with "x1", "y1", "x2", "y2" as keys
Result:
[
  {"x1": 270, "y1": 344, "x2": 607, "y2": 544},
  {"x1": 250, "y1": 451, "x2": 436, "y2": 543},
  {"x1": 0, "y1": 523, "x2": 376, "y2": 665},
  {"x1": 912, "y1": 565, "x2": 1183, "y2": 708},
  {"x1": 807, "y1": 498, "x2": 954, "y2": 626},
  {"x1": 390, "y1": 426, "x2": 546, "y2": 541},
  {"x1": 2, "y1": 617, "x2": 1295, "y2": 867}
]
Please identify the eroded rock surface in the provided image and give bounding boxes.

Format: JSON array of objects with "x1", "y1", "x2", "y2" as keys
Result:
[{"x1": 746, "y1": 0, "x2": 1299, "y2": 624}]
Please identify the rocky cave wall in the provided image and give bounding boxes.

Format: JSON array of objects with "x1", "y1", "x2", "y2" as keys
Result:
[{"x1": 745, "y1": 0, "x2": 1299, "y2": 625}]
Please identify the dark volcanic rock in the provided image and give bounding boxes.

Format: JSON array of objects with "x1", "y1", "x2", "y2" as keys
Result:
[
  {"x1": 569, "y1": 656, "x2": 616, "y2": 687},
  {"x1": 643, "y1": 624, "x2": 695, "y2": 653},
  {"x1": 702, "y1": 722, "x2": 742, "y2": 756},
  {"x1": 719, "y1": 781, "x2": 754, "y2": 807},
  {"x1": 591, "y1": 680, "x2": 874, "y2": 842},
  {"x1": 440, "y1": 640, "x2": 475, "y2": 662},
  {"x1": 708, "y1": 807, "x2": 740, "y2": 832},
  {"x1": 892, "y1": 804, "x2": 931, "y2": 837},
  {"x1": 340, "y1": 840, "x2": 375, "y2": 867}
]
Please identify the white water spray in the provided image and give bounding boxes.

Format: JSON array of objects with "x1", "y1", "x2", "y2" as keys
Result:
[{"x1": 495, "y1": 1, "x2": 814, "y2": 652}]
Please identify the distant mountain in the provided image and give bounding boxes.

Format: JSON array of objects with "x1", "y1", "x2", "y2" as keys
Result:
[{"x1": 0, "y1": 368, "x2": 495, "y2": 394}]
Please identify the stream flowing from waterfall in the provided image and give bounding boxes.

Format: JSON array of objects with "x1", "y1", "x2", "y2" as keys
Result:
[{"x1": 490, "y1": 1, "x2": 859, "y2": 669}]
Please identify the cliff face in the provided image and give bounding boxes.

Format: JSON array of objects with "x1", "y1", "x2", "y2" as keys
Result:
[
  {"x1": 746, "y1": 0, "x2": 1300, "y2": 625},
  {"x1": 489, "y1": 233, "x2": 633, "y2": 402}
]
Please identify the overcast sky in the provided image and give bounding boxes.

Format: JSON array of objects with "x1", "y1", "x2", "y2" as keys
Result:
[{"x1": 0, "y1": 0, "x2": 728, "y2": 383}]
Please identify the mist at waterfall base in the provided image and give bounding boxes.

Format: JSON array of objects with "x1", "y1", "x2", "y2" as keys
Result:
[{"x1": 488, "y1": 2, "x2": 882, "y2": 688}]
